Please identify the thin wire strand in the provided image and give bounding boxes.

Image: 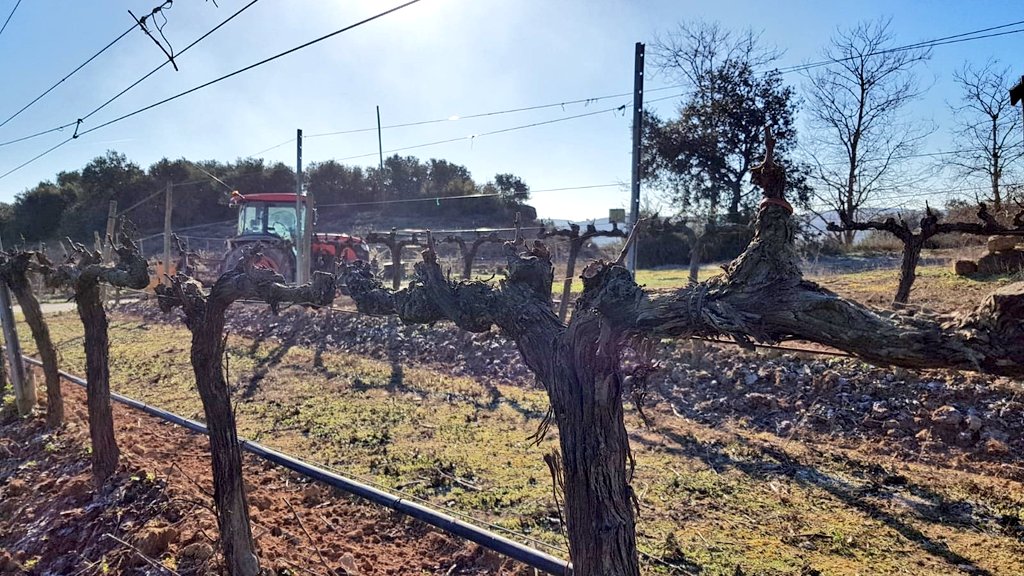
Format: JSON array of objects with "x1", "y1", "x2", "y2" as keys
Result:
[
  {"x1": 777, "y1": 20, "x2": 1024, "y2": 75},
  {"x1": 0, "y1": 0, "x2": 22, "y2": 41},
  {"x1": 77, "y1": 0, "x2": 424, "y2": 138},
  {"x1": 80, "y1": 0, "x2": 263, "y2": 123},
  {"x1": 0, "y1": 0, "x2": 261, "y2": 154},
  {"x1": 0, "y1": 0, "x2": 420, "y2": 181},
  {"x1": 317, "y1": 183, "x2": 621, "y2": 208},
  {"x1": 0, "y1": 23, "x2": 139, "y2": 130}
]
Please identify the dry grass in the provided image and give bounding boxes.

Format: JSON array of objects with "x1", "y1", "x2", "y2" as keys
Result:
[{"x1": 19, "y1": 261, "x2": 1024, "y2": 576}]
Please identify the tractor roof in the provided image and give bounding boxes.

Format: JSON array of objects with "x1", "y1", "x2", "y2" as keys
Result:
[{"x1": 231, "y1": 192, "x2": 308, "y2": 204}]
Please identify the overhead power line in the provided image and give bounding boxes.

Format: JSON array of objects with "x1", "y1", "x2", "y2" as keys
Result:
[
  {"x1": 334, "y1": 92, "x2": 681, "y2": 163},
  {"x1": 807, "y1": 181, "x2": 1024, "y2": 211},
  {"x1": 246, "y1": 84, "x2": 687, "y2": 157},
  {"x1": 0, "y1": 0, "x2": 22, "y2": 41},
  {"x1": 76, "y1": 0, "x2": 425, "y2": 139},
  {"x1": 336, "y1": 102, "x2": 631, "y2": 161},
  {"x1": 0, "y1": 23, "x2": 139, "y2": 130},
  {"x1": 0, "y1": 0, "x2": 262, "y2": 150},
  {"x1": 78, "y1": 0, "x2": 262, "y2": 126},
  {"x1": 778, "y1": 19, "x2": 1024, "y2": 75},
  {"x1": 0, "y1": 0, "x2": 425, "y2": 182}
]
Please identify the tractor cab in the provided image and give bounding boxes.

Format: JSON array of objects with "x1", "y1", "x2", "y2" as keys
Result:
[
  {"x1": 224, "y1": 191, "x2": 369, "y2": 281},
  {"x1": 230, "y1": 192, "x2": 307, "y2": 244}
]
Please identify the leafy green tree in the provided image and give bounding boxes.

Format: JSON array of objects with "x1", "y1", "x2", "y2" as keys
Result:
[
  {"x1": 493, "y1": 173, "x2": 530, "y2": 203},
  {"x1": 648, "y1": 21, "x2": 807, "y2": 222},
  {"x1": 306, "y1": 161, "x2": 374, "y2": 206},
  {"x1": 60, "y1": 151, "x2": 151, "y2": 241},
  {"x1": 10, "y1": 182, "x2": 75, "y2": 243}
]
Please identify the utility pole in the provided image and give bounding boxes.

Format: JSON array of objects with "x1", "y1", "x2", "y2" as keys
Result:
[
  {"x1": 0, "y1": 235, "x2": 33, "y2": 415},
  {"x1": 627, "y1": 42, "x2": 645, "y2": 272},
  {"x1": 377, "y1": 105, "x2": 384, "y2": 171},
  {"x1": 101, "y1": 200, "x2": 118, "y2": 302},
  {"x1": 295, "y1": 128, "x2": 305, "y2": 284},
  {"x1": 163, "y1": 183, "x2": 173, "y2": 282}
]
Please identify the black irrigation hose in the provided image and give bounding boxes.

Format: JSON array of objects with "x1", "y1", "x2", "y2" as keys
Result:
[{"x1": 21, "y1": 355, "x2": 571, "y2": 575}]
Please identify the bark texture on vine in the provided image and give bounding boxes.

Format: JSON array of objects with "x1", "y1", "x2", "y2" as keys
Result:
[
  {"x1": 340, "y1": 131, "x2": 1024, "y2": 576},
  {"x1": 46, "y1": 225, "x2": 150, "y2": 483},
  {"x1": 0, "y1": 251, "x2": 63, "y2": 428},
  {"x1": 827, "y1": 203, "x2": 1024, "y2": 304},
  {"x1": 156, "y1": 246, "x2": 336, "y2": 576}
]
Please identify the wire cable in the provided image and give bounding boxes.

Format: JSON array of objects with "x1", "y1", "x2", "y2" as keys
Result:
[
  {"x1": 317, "y1": 183, "x2": 621, "y2": 208},
  {"x1": 0, "y1": 0, "x2": 422, "y2": 182},
  {"x1": 0, "y1": 0, "x2": 261, "y2": 151},
  {"x1": 777, "y1": 20, "x2": 1024, "y2": 75},
  {"x1": 0, "y1": 22, "x2": 139, "y2": 130},
  {"x1": 333, "y1": 92, "x2": 680, "y2": 163},
  {"x1": 0, "y1": 0, "x2": 22, "y2": 41},
  {"x1": 335, "y1": 101, "x2": 631, "y2": 161},
  {"x1": 309, "y1": 85, "x2": 686, "y2": 139},
  {"x1": 244, "y1": 84, "x2": 686, "y2": 157},
  {"x1": 77, "y1": 0, "x2": 425, "y2": 138},
  {"x1": 0, "y1": 122, "x2": 78, "y2": 149},
  {"x1": 79, "y1": 0, "x2": 262, "y2": 124}
]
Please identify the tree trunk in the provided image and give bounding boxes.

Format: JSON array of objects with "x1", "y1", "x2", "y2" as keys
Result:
[
  {"x1": 8, "y1": 275, "x2": 63, "y2": 428},
  {"x1": 893, "y1": 236, "x2": 923, "y2": 305},
  {"x1": 75, "y1": 281, "x2": 119, "y2": 483},
  {"x1": 190, "y1": 303, "x2": 260, "y2": 576},
  {"x1": 0, "y1": 334, "x2": 6, "y2": 400}
]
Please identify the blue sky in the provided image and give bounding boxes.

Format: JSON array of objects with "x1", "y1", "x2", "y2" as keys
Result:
[{"x1": 0, "y1": 0, "x2": 1020, "y2": 220}]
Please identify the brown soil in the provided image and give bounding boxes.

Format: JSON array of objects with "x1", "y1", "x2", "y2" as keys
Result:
[{"x1": 0, "y1": 384, "x2": 529, "y2": 576}]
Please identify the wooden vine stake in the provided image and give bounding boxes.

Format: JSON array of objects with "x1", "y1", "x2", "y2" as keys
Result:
[
  {"x1": 156, "y1": 245, "x2": 336, "y2": 576},
  {"x1": 0, "y1": 251, "x2": 64, "y2": 427},
  {"x1": 46, "y1": 221, "x2": 150, "y2": 483},
  {"x1": 340, "y1": 127, "x2": 1024, "y2": 576}
]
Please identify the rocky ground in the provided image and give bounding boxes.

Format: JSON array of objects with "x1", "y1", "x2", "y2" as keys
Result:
[
  {"x1": 119, "y1": 284, "x2": 1024, "y2": 487},
  {"x1": 0, "y1": 384, "x2": 527, "y2": 576}
]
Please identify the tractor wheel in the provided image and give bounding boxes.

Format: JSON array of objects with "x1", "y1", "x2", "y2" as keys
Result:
[{"x1": 221, "y1": 244, "x2": 294, "y2": 280}]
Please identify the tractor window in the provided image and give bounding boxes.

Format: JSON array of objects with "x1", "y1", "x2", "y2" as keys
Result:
[
  {"x1": 267, "y1": 205, "x2": 299, "y2": 240},
  {"x1": 238, "y1": 204, "x2": 267, "y2": 235}
]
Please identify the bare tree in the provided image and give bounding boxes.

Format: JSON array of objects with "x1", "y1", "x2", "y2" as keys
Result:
[
  {"x1": 948, "y1": 60, "x2": 1024, "y2": 212},
  {"x1": 648, "y1": 20, "x2": 809, "y2": 221},
  {"x1": 341, "y1": 133, "x2": 1024, "y2": 576},
  {"x1": 803, "y1": 18, "x2": 932, "y2": 244}
]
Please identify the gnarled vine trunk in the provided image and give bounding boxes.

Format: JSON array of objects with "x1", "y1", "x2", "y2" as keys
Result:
[
  {"x1": 894, "y1": 236, "x2": 924, "y2": 305},
  {"x1": 157, "y1": 250, "x2": 336, "y2": 576},
  {"x1": 828, "y1": 204, "x2": 1024, "y2": 305},
  {"x1": 76, "y1": 279, "x2": 119, "y2": 481},
  {"x1": 1, "y1": 252, "x2": 63, "y2": 427},
  {"x1": 341, "y1": 131, "x2": 1024, "y2": 576},
  {"x1": 190, "y1": 298, "x2": 260, "y2": 576},
  {"x1": 46, "y1": 227, "x2": 150, "y2": 484}
]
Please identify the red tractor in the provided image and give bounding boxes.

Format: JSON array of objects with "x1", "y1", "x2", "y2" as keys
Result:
[{"x1": 224, "y1": 192, "x2": 369, "y2": 281}]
